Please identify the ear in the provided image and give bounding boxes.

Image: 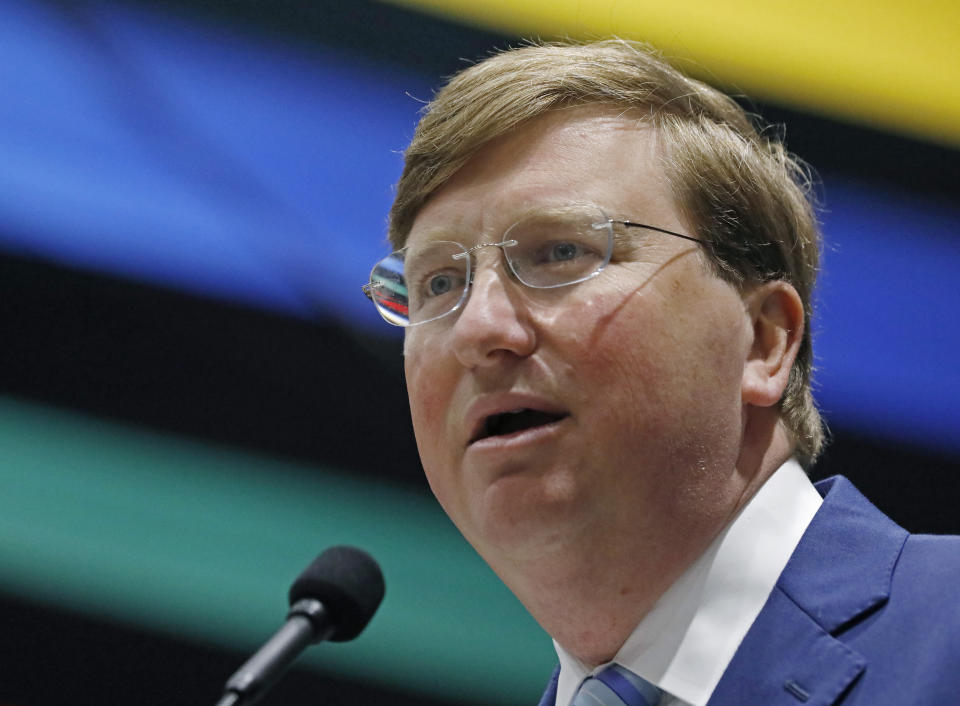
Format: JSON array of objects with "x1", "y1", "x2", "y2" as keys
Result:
[{"x1": 741, "y1": 281, "x2": 804, "y2": 408}]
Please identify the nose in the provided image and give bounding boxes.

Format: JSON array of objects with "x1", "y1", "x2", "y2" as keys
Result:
[{"x1": 450, "y1": 256, "x2": 536, "y2": 368}]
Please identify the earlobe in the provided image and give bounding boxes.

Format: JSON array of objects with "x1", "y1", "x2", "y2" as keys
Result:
[{"x1": 741, "y1": 281, "x2": 804, "y2": 407}]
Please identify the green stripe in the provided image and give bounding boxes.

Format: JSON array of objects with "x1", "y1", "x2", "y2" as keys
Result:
[{"x1": 0, "y1": 396, "x2": 553, "y2": 702}]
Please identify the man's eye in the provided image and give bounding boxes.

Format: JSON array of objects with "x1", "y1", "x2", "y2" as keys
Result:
[
  {"x1": 414, "y1": 270, "x2": 464, "y2": 300},
  {"x1": 531, "y1": 239, "x2": 592, "y2": 264},
  {"x1": 427, "y1": 273, "x2": 455, "y2": 296},
  {"x1": 546, "y1": 241, "x2": 583, "y2": 262}
]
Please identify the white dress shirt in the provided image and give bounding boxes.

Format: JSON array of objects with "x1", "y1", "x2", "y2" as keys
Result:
[{"x1": 554, "y1": 459, "x2": 823, "y2": 706}]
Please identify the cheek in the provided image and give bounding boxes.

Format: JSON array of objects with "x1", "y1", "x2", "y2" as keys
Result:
[
  {"x1": 571, "y1": 285, "x2": 677, "y2": 389},
  {"x1": 584, "y1": 317, "x2": 682, "y2": 444},
  {"x1": 567, "y1": 273, "x2": 745, "y2": 435},
  {"x1": 404, "y1": 350, "x2": 448, "y2": 442},
  {"x1": 403, "y1": 346, "x2": 465, "y2": 513}
]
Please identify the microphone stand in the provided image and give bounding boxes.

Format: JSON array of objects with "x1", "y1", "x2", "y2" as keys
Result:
[{"x1": 216, "y1": 599, "x2": 333, "y2": 706}]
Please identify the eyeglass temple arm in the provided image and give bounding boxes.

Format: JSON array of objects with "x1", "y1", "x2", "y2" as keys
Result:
[{"x1": 615, "y1": 220, "x2": 708, "y2": 246}]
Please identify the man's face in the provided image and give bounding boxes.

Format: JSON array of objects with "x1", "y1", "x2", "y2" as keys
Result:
[{"x1": 402, "y1": 107, "x2": 756, "y2": 573}]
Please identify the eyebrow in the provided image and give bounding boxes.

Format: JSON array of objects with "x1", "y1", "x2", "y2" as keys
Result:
[{"x1": 405, "y1": 207, "x2": 595, "y2": 248}]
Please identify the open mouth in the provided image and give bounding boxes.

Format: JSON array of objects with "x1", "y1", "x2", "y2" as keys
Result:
[{"x1": 471, "y1": 409, "x2": 568, "y2": 443}]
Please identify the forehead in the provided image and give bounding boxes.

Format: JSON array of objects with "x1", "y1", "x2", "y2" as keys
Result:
[{"x1": 406, "y1": 105, "x2": 685, "y2": 246}]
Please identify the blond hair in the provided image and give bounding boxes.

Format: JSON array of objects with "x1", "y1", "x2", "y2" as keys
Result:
[{"x1": 389, "y1": 39, "x2": 824, "y2": 466}]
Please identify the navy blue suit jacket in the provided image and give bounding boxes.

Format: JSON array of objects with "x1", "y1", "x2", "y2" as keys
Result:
[{"x1": 538, "y1": 476, "x2": 960, "y2": 705}]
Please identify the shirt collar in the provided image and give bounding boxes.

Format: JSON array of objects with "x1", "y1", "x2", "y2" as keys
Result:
[{"x1": 553, "y1": 459, "x2": 822, "y2": 706}]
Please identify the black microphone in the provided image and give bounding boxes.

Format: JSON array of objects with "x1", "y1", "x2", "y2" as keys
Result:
[{"x1": 215, "y1": 546, "x2": 385, "y2": 706}]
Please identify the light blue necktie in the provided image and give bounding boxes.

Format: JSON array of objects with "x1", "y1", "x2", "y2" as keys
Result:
[{"x1": 570, "y1": 664, "x2": 662, "y2": 706}]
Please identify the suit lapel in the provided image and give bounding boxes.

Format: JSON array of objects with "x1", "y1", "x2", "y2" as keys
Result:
[
  {"x1": 707, "y1": 586, "x2": 866, "y2": 705},
  {"x1": 708, "y1": 477, "x2": 908, "y2": 706}
]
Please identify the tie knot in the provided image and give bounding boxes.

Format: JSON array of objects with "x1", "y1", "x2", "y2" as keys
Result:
[{"x1": 571, "y1": 664, "x2": 661, "y2": 706}]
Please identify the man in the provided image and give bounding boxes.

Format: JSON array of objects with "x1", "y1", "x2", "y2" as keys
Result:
[{"x1": 364, "y1": 40, "x2": 960, "y2": 705}]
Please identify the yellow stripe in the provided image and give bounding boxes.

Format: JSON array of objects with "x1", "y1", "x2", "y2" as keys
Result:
[{"x1": 382, "y1": 0, "x2": 960, "y2": 147}]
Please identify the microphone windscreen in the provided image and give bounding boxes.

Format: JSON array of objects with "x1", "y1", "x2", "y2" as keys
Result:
[{"x1": 288, "y1": 545, "x2": 385, "y2": 642}]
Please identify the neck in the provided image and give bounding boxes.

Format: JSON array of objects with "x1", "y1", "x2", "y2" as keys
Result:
[
  {"x1": 487, "y1": 410, "x2": 795, "y2": 667},
  {"x1": 502, "y1": 532, "x2": 694, "y2": 666}
]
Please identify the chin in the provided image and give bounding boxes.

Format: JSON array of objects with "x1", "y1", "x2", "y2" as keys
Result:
[{"x1": 469, "y1": 469, "x2": 587, "y2": 557}]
